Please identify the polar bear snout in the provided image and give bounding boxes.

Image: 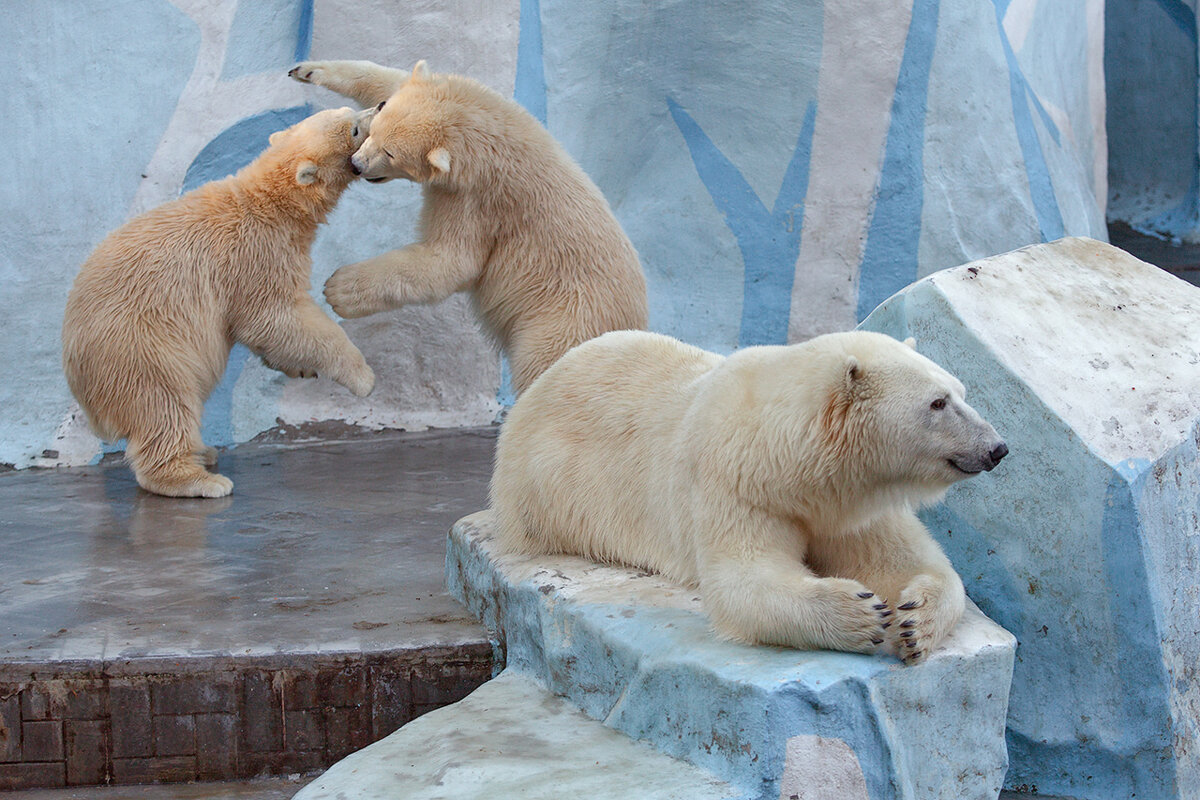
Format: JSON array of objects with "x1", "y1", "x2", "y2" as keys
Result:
[
  {"x1": 948, "y1": 438, "x2": 1008, "y2": 475},
  {"x1": 985, "y1": 441, "x2": 1009, "y2": 470}
]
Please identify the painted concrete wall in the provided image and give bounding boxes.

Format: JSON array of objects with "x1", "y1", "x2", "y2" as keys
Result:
[
  {"x1": 1106, "y1": 0, "x2": 1199, "y2": 242},
  {"x1": 2, "y1": 0, "x2": 1107, "y2": 469},
  {"x1": 862, "y1": 238, "x2": 1200, "y2": 799}
]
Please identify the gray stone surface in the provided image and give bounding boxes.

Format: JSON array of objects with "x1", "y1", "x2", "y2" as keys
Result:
[
  {"x1": 0, "y1": 428, "x2": 497, "y2": 666},
  {"x1": 292, "y1": 670, "x2": 738, "y2": 800},
  {"x1": 445, "y1": 512, "x2": 1017, "y2": 800},
  {"x1": 0, "y1": 429, "x2": 499, "y2": 789}
]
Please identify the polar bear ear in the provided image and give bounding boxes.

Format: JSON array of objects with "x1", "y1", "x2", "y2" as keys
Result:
[
  {"x1": 269, "y1": 130, "x2": 286, "y2": 147},
  {"x1": 412, "y1": 60, "x2": 431, "y2": 81},
  {"x1": 295, "y1": 160, "x2": 319, "y2": 185},
  {"x1": 903, "y1": 337, "x2": 917, "y2": 349},
  {"x1": 427, "y1": 146, "x2": 451, "y2": 175},
  {"x1": 845, "y1": 356, "x2": 861, "y2": 383}
]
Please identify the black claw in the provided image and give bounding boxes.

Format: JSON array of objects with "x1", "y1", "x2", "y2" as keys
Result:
[
  {"x1": 881, "y1": 622, "x2": 891, "y2": 629},
  {"x1": 900, "y1": 631, "x2": 914, "y2": 638},
  {"x1": 905, "y1": 640, "x2": 918, "y2": 648},
  {"x1": 871, "y1": 638, "x2": 883, "y2": 645},
  {"x1": 900, "y1": 619, "x2": 915, "y2": 628},
  {"x1": 857, "y1": 591, "x2": 874, "y2": 599},
  {"x1": 898, "y1": 601, "x2": 919, "y2": 610},
  {"x1": 872, "y1": 603, "x2": 888, "y2": 610},
  {"x1": 879, "y1": 609, "x2": 893, "y2": 618}
]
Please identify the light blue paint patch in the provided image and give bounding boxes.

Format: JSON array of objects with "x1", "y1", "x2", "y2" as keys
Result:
[
  {"x1": 222, "y1": 0, "x2": 307, "y2": 81},
  {"x1": 497, "y1": 357, "x2": 517, "y2": 409},
  {"x1": 856, "y1": 0, "x2": 940, "y2": 322},
  {"x1": 991, "y1": 0, "x2": 1064, "y2": 243},
  {"x1": 199, "y1": 344, "x2": 250, "y2": 448},
  {"x1": 667, "y1": 99, "x2": 816, "y2": 347},
  {"x1": 497, "y1": 0, "x2": 548, "y2": 400},
  {"x1": 182, "y1": 105, "x2": 314, "y2": 192},
  {"x1": 514, "y1": 0, "x2": 547, "y2": 126}
]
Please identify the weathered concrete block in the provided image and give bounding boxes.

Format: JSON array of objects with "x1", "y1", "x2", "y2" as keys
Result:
[
  {"x1": 291, "y1": 669, "x2": 738, "y2": 800},
  {"x1": 860, "y1": 236, "x2": 1200, "y2": 799},
  {"x1": 445, "y1": 512, "x2": 1016, "y2": 800}
]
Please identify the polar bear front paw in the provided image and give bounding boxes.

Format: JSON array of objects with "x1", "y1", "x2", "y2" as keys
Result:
[
  {"x1": 814, "y1": 580, "x2": 892, "y2": 655},
  {"x1": 337, "y1": 359, "x2": 376, "y2": 397},
  {"x1": 288, "y1": 62, "x2": 326, "y2": 84},
  {"x1": 324, "y1": 263, "x2": 392, "y2": 319},
  {"x1": 886, "y1": 575, "x2": 958, "y2": 666}
]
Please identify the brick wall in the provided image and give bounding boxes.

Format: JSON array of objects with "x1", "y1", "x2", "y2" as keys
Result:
[{"x1": 0, "y1": 646, "x2": 492, "y2": 789}]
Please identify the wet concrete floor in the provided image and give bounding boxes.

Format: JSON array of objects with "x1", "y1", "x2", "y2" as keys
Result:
[{"x1": 0, "y1": 427, "x2": 496, "y2": 668}]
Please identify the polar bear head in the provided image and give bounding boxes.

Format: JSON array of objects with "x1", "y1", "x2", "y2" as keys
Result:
[
  {"x1": 348, "y1": 61, "x2": 455, "y2": 185},
  {"x1": 814, "y1": 331, "x2": 1007, "y2": 502},
  {"x1": 265, "y1": 106, "x2": 373, "y2": 188}
]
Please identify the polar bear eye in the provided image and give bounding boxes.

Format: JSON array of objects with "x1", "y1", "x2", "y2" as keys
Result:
[
  {"x1": 931, "y1": 397, "x2": 947, "y2": 411},
  {"x1": 352, "y1": 125, "x2": 359, "y2": 137},
  {"x1": 376, "y1": 101, "x2": 386, "y2": 111}
]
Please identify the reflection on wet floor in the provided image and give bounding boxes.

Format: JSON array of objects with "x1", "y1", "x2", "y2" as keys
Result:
[{"x1": 1, "y1": 428, "x2": 498, "y2": 664}]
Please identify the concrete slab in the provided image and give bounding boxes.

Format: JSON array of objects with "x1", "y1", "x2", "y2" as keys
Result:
[
  {"x1": 0, "y1": 429, "x2": 498, "y2": 789},
  {"x1": 860, "y1": 237, "x2": 1200, "y2": 799},
  {"x1": 292, "y1": 670, "x2": 739, "y2": 800},
  {"x1": 445, "y1": 512, "x2": 1017, "y2": 800},
  {"x1": 1, "y1": 428, "x2": 498, "y2": 665}
]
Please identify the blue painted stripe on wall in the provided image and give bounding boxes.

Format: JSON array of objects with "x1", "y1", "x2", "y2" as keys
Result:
[
  {"x1": 668, "y1": 99, "x2": 817, "y2": 347},
  {"x1": 993, "y1": 1, "x2": 1064, "y2": 243},
  {"x1": 295, "y1": 0, "x2": 314, "y2": 62},
  {"x1": 495, "y1": 0, "x2": 548, "y2": 407},
  {"x1": 1008, "y1": 466, "x2": 1176, "y2": 795},
  {"x1": 856, "y1": 0, "x2": 940, "y2": 322},
  {"x1": 514, "y1": 0, "x2": 547, "y2": 126}
]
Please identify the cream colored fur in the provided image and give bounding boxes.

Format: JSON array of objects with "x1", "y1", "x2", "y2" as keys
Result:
[
  {"x1": 290, "y1": 60, "x2": 648, "y2": 393},
  {"x1": 491, "y1": 330, "x2": 1007, "y2": 664},
  {"x1": 62, "y1": 107, "x2": 376, "y2": 499}
]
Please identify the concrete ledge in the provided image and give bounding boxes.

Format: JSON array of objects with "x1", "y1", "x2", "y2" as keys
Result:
[
  {"x1": 446, "y1": 511, "x2": 1017, "y2": 800},
  {"x1": 291, "y1": 670, "x2": 738, "y2": 800},
  {"x1": 860, "y1": 237, "x2": 1200, "y2": 798}
]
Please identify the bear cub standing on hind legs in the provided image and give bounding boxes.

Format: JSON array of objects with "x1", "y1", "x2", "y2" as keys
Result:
[
  {"x1": 490, "y1": 330, "x2": 1008, "y2": 664},
  {"x1": 289, "y1": 59, "x2": 648, "y2": 394},
  {"x1": 63, "y1": 107, "x2": 376, "y2": 498}
]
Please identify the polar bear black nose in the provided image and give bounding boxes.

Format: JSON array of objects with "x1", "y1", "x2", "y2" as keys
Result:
[
  {"x1": 350, "y1": 160, "x2": 361, "y2": 175},
  {"x1": 985, "y1": 442, "x2": 1009, "y2": 470}
]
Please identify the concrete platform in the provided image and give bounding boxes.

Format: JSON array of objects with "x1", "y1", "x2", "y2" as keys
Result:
[
  {"x1": 442, "y1": 512, "x2": 1017, "y2": 800},
  {"x1": 293, "y1": 670, "x2": 738, "y2": 800},
  {"x1": 0, "y1": 429, "x2": 499, "y2": 790}
]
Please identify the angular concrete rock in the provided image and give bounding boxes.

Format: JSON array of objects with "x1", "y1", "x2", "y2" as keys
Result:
[
  {"x1": 445, "y1": 512, "x2": 1016, "y2": 800},
  {"x1": 860, "y1": 236, "x2": 1200, "y2": 799},
  {"x1": 292, "y1": 669, "x2": 738, "y2": 800}
]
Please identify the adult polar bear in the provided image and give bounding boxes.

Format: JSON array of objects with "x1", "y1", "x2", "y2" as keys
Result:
[
  {"x1": 290, "y1": 59, "x2": 648, "y2": 394},
  {"x1": 491, "y1": 330, "x2": 1008, "y2": 664}
]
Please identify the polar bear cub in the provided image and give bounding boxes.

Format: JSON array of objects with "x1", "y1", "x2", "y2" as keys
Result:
[
  {"x1": 62, "y1": 107, "x2": 376, "y2": 498},
  {"x1": 490, "y1": 330, "x2": 1008, "y2": 664},
  {"x1": 289, "y1": 59, "x2": 648, "y2": 394}
]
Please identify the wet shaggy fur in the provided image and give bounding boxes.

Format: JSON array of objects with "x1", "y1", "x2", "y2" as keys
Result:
[
  {"x1": 490, "y1": 331, "x2": 1007, "y2": 664},
  {"x1": 290, "y1": 59, "x2": 648, "y2": 393},
  {"x1": 62, "y1": 107, "x2": 376, "y2": 498}
]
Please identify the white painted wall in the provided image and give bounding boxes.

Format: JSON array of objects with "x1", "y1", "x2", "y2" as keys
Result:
[{"x1": 1, "y1": 0, "x2": 1108, "y2": 469}]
